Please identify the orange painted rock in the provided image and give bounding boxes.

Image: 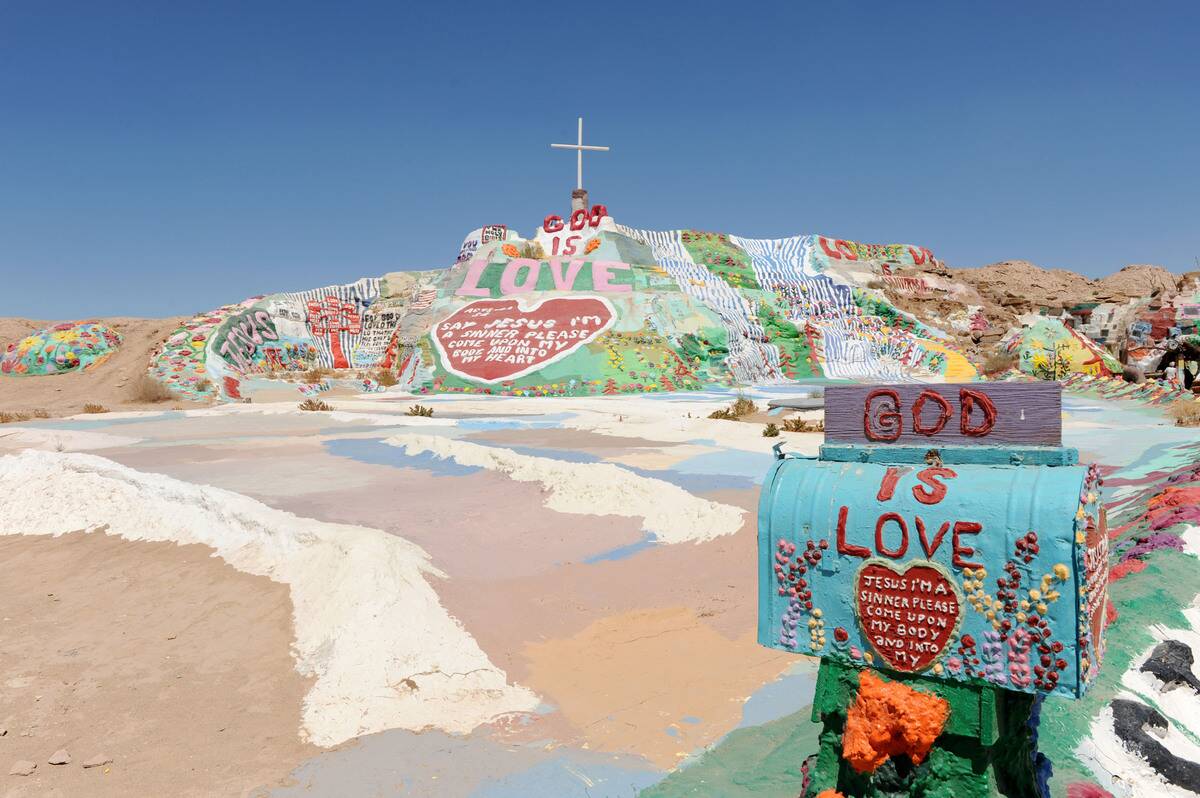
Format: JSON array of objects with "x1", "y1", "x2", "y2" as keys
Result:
[{"x1": 842, "y1": 670, "x2": 949, "y2": 773}]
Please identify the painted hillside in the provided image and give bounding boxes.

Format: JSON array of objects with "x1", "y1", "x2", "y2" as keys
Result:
[
  {"x1": 150, "y1": 211, "x2": 981, "y2": 401},
  {"x1": 144, "y1": 208, "x2": 1200, "y2": 403}
]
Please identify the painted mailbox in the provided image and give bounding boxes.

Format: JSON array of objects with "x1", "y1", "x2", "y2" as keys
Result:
[{"x1": 758, "y1": 383, "x2": 1108, "y2": 795}]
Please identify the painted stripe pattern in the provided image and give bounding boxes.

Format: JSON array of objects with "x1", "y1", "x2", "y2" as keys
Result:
[
  {"x1": 616, "y1": 225, "x2": 785, "y2": 383},
  {"x1": 621, "y1": 227, "x2": 945, "y2": 382},
  {"x1": 283, "y1": 278, "x2": 381, "y2": 369}
]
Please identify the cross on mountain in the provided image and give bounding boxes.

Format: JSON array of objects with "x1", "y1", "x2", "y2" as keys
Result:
[{"x1": 550, "y1": 117, "x2": 609, "y2": 191}]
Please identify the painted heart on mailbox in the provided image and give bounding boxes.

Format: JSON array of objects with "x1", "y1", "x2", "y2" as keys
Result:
[
  {"x1": 433, "y1": 296, "x2": 615, "y2": 383},
  {"x1": 854, "y1": 559, "x2": 963, "y2": 673}
]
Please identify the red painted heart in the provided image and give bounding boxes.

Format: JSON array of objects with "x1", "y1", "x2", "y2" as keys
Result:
[
  {"x1": 854, "y1": 559, "x2": 963, "y2": 672},
  {"x1": 433, "y1": 296, "x2": 615, "y2": 383}
]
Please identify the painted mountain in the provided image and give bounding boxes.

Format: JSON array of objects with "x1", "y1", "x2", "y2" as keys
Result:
[{"x1": 150, "y1": 212, "x2": 985, "y2": 401}]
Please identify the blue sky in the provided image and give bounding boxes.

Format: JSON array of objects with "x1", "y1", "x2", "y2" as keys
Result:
[{"x1": 2, "y1": 1, "x2": 1197, "y2": 318}]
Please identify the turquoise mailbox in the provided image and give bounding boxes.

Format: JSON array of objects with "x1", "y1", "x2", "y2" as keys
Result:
[
  {"x1": 759, "y1": 383, "x2": 1109, "y2": 796},
  {"x1": 758, "y1": 383, "x2": 1108, "y2": 697}
]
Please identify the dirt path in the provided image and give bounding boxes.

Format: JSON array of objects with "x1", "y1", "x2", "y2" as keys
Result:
[
  {"x1": 0, "y1": 532, "x2": 317, "y2": 797},
  {"x1": 0, "y1": 316, "x2": 192, "y2": 417}
]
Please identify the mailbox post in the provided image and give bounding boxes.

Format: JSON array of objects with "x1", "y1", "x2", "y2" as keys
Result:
[{"x1": 758, "y1": 383, "x2": 1107, "y2": 797}]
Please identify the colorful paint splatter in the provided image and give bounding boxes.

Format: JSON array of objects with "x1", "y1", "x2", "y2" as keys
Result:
[
  {"x1": 0, "y1": 321, "x2": 122, "y2": 376},
  {"x1": 147, "y1": 227, "x2": 979, "y2": 402},
  {"x1": 1004, "y1": 318, "x2": 1122, "y2": 380}
]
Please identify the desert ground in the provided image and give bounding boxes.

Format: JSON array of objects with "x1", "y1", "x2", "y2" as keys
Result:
[
  {"x1": 1, "y1": 380, "x2": 1196, "y2": 797},
  {"x1": 0, "y1": 317, "x2": 190, "y2": 417}
]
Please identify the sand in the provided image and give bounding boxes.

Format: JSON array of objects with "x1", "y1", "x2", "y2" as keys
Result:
[
  {"x1": 0, "y1": 451, "x2": 540, "y2": 745},
  {"x1": 0, "y1": 532, "x2": 316, "y2": 797},
  {"x1": 0, "y1": 316, "x2": 190, "y2": 417},
  {"x1": 522, "y1": 607, "x2": 792, "y2": 768}
]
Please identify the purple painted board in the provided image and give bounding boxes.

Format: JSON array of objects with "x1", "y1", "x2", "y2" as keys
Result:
[{"x1": 824, "y1": 383, "x2": 1062, "y2": 447}]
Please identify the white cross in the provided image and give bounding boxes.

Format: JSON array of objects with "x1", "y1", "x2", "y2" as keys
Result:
[{"x1": 550, "y1": 117, "x2": 609, "y2": 190}]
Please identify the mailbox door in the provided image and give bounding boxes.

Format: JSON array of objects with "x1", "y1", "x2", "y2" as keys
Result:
[{"x1": 758, "y1": 456, "x2": 1093, "y2": 698}]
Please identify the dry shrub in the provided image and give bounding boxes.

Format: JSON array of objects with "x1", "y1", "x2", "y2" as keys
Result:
[
  {"x1": 782, "y1": 417, "x2": 825, "y2": 433},
  {"x1": 298, "y1": 398, "x2": 333, "y2": 412},
  {"x1": 0, "y1": 409, "x2": 49, "y2": 423},
  {"x1": 731, "y1": 396, "x2": 758, "y2": 417},
  {"x1": 133, "y1": 374, "x2": 176, "y2": 402},
  {"x1": 982, "y1": 351, "x2": 1017, "y2": 376},
  {"x1": 82, "y1": 403, "x2": 109, "y2": 414},
  {"x1": 374, "y1": 369, "x2": 399, "y2": 387},
  {"x1": 405, "y1": 404, "x2": 434, "y2": 417},
  {"x1": 194, "y1": 379, "x2": 212, "y2": 392},
  {"x1": 520, "y1": 240, "x2": 546, "y2": 259},
  {"x1": 762, "y1": 422, "x2": 780, "y2": 437},
  {"x1": 709, "y1": 395, "x2": 759, "y2": 421},
  {"x1": 1167, "y1": 399, "x2": 1200, "y2": 427},
  {"x1": 302, "y1": 367, "x2": 330, "y2": 384}
]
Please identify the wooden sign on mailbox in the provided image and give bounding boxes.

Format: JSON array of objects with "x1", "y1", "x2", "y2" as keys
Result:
[{"x1": 758, "y1": 383, "x2": 1107, "y2": 697}]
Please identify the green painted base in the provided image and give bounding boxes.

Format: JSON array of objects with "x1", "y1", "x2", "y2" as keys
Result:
[{"x1": 804, "y1": 661, "x2": 1047, "y2": 798}]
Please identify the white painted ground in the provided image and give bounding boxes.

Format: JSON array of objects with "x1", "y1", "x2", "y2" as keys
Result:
[
  {"x1": 0, "y1": 450, "x2": 540, "y2": 747},
  {"x1": 385, "y1": 433, "x2": 746, "y2": 544}
]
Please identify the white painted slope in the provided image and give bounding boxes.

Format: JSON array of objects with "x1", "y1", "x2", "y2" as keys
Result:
[
  {"x1": 385, "y1": 433, "x2": 746, "y2": 544},
  {"x1": 0, "y1": 450, "x2": 538, "y2": 746},
  {"x1": 1077, "y1": 603, "x2": 1200, "y2": 797}
]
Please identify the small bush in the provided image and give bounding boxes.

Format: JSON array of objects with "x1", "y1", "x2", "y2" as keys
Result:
[
  {"x1": 375, "y1": 369, "x2": 399, "y2": 387},
  {"x1": 195, "y1": 379, "x2": 212, "y2": 392},
  {"x1": 709, "y1": 395, "x2": 758, "y2": 421},
  {"x1": 32, "y1": 409, "x2": 50, "y2": 418},
  {"x1": 762, "y1": 423, "x2": 780, "y2": 437},
  {"x1": 982, "y1": 351, "x2": 1017, "y2": 376},
  {"x1": 133, "y1": 374, "x2": 177, "y2": 402},
  {"x1": 731, "y1": 396, "x2": 758, "y2": 417},
  {"x1": 298, "y1": 398, "x2": 333, "y2": 411},
  {"x1": 406, "y1": 404, "x2": 434, "y2": 417},
  {"x1": 782, "y1": 417, "x2": 825, "y2": 433},
  {"x1": 1167, "y1": 399, "x2": 1200, "y2": 427},
  {"x1": 0, "y1": 411, "x2": 30, "y2": 424},
  {"x1": 82, "y1": 403, "x2": 109, "y2": 414},
  {"x1": 302, "y1": 367, "x2": 330, "y2": 384}
]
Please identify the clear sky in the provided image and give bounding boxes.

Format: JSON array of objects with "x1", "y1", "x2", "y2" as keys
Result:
[{"x1": 2, "y1": 1, "x2": 1197, "y2": 318}]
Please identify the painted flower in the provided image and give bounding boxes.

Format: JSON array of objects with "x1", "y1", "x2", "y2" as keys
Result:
[
  {"x1": 585, "y1": 237, "x2": 601, "y2": 254},
  {"x1": 501, "y1": 243, "x2": 520, "y2": 258}
]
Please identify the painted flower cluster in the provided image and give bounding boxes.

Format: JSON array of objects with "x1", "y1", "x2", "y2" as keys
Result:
[
  {"x1": 773, "y1": 537, "x2": 828, "y2": 652},
  {"x1": 957, "y1": 536, "x2": 1072, "y2": 692}
]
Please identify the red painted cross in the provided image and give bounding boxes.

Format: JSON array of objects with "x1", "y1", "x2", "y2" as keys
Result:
[{"x1": 307, "y1": 296, "x2": 362, "y2": 369}]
